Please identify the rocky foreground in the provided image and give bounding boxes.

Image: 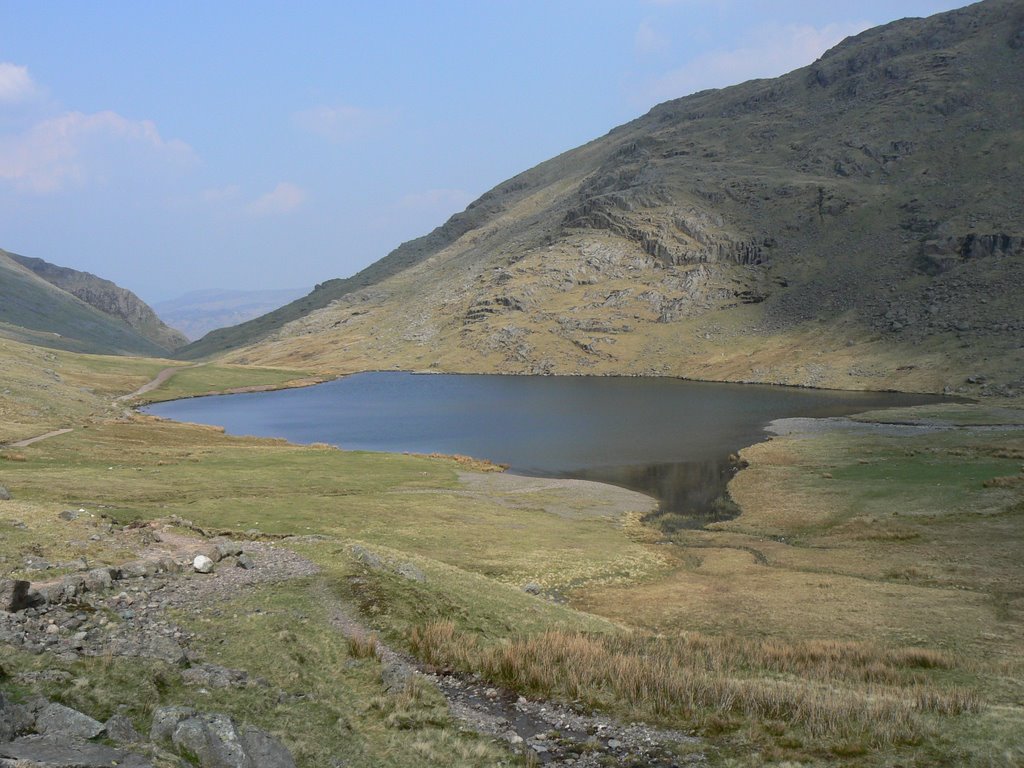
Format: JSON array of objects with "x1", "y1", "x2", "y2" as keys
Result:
[{"x1": 2, "y1": 520, "x2": 703, "y2": 767}]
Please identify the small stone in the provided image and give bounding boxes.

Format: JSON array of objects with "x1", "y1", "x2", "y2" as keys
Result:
[
  {"x1": 193, "y1": 555, "x2": 215, "y2": 574},
  {"x1": 350, "y1": 545, "x2": 384, "y2": 570},
  {"x1": 395, "y1": 562, "x2": 425, "y2": 582},
  {"x1": 0, "y1": 486, "x2": 10, "y2": 501},
  {"x1": 522, "y1": 583, "x2": 542, "y2": 595},
  {"x1": 607, "y1": 738, "x2": 622, "y2": 749},
  {"x1": 235, "y1": 554, "x2": 255, "y2": 570}
]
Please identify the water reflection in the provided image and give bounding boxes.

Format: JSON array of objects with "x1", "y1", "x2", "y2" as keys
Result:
[{"x1": 566, "y1": 458, "x2": 741, "y2": 529}]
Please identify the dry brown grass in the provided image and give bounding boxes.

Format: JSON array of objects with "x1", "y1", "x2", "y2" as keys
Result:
[
  {"x1": 346, "y1": 629, "x2": 379, "y2": 660},
  {"x1": 410, "y1": 621, "x2": 980, "y2": 746}
]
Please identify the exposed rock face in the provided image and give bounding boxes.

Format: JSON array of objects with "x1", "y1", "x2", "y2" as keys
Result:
[
  {"x1": 151, "y1": 707, "x2": 296, "y2": 768},
  {"x1": 34, "y1": 703, "x2": 104, "y2": 740},
  {"x1": 190, "y1": 0, "x2": 1023, "y2": 398},
  {"x1": 0, "y1": 735, "x2": 154, "y2": 768},
  {"x1": 0, "y1": 692, "x2": 34, "y2": 742},
  {"x1": 7, "y1": 252, "x2": 187, "y2": 352}
]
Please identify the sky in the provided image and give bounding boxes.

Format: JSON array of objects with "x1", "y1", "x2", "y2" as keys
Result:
[{"x1": 0, "y1": 1, "x2": 966, "y2": 304}]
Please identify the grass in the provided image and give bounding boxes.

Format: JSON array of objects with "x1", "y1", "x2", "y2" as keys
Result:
[
  {"x1": 1, "y1": 335, "x2": 1022, "y2": 766},
  {"x1": 136, "y1": 363, "x2": 315, "y2": 403},
  {"x1": 408, "y1": 621, "x2": 980, "y2": 748},
  {"x1": 0, "y1": 577, "x2": 521, "y2": 768}
]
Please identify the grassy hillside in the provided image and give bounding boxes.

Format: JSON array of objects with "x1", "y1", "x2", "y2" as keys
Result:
[
  {"x1": 1, "y1": 335, "x2": 1021, "y2": 765},
  {"x1": 9, "y1": 251, "x2": 188, "y2": 352},
  {"x1": 188, "y1": 0, "x2": 1022, "y2": 400},
  {"x1": 0, "y1": 250, "x2": 175, "y2": 357}
]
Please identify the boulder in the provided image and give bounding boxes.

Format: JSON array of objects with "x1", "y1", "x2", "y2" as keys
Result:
[
  {"x1": 214, "y1": 540, "x2": 243, "y2": 560},
  {"x1": 380, "y1": 658, "x2": 414, "y2": 694},
  {"x1": 0, "y1": 486, "x2": 10, "y2": 501},
  {"x1": 238, "y1": 724, "x2": 297, "y2": 768},
  {"x1": 104, "y1": 713, "x2": 142, "y2": 744},
  {"x1": 0, "y1": 692, "x2": 34, "y2": 742},
  {"x1": 395, "y1": 562, "x2": 425, "y2": 582},
  {"x1": 182, "y1": 664, "x2": 249, "y2": 690},
  {"x1": 193, "y1": 555, "x2": 215, "y2": 574},
  {"x1": 170, "y1": 713, "x2": 248, "y2": 768},
  {"x1": 150, "y1": 706, "x2": 196, "y2": 743},
  {"x1": 0, "y1": 735, "x2": 153, "y2": 767},
  {"x1": 0, "y1": 580, "x2": 31, "y2": 612},
  {"x1": 350, "y1": 545, "x2": 384, "y2": 571},
  {"x1": 82, "y1": 568, "x2": 113, "y2": 593},
  {"x1": 153, "y1": 709, "x2": 296, "y2": 768},
  {"x1": 235, "y1": 554, "x2": 255, "y2": 570},
  {"x1": 34, "y1": 702, "x2": 104, "y2": 739}
]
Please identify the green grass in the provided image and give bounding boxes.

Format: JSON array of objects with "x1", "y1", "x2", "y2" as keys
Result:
[
  {"x1": 2, "y1": 420, "x2": 664, "y2": 593},
  {"x1": 138, "y1": 363, "x2": 314, "y2": 403},
  {"x1": 2, "y1": 342, "x2": 1023, "y2": 767}
]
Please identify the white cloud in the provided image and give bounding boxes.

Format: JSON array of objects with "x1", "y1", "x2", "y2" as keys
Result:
[
  {"x1": 293, "y1": 104, "x2": 391, "y2": 143},
  {"x1": 641, "y1": 21, "x2": 868, "y2": 103},
  {"x1": 0, "y1": 110, "x2": 195, "y2": 193},
  {"x1": 247, "y1": 181, "x2": 307, "y2": 216},
  {"x1": 635, "y1": 20, "x2": 670, "y2": 55},
  {"x1": 0, "y1": 62, "x2": 38, "y2": 103}
]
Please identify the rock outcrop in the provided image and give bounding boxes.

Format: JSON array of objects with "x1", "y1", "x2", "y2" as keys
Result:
[{"x1": 7, "y1": 252, "x2": 187, "y2": 352}]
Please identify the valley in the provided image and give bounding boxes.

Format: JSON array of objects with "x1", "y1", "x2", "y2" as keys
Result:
[{"x1": 1, "y1": 2, "x2": 1022, "y2": 766}]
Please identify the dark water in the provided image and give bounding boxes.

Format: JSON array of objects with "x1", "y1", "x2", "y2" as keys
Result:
[{"x1": 143, "y1": 373, "x2": 945, "y2": 527}]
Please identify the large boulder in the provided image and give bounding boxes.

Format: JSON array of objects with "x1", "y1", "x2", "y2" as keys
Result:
[
  {"x1": 0, "y1": 580, "x2": 31, "y2": 612},
  {"x1": 0, "y1": 692, "x2": 33, "y2": 742},
  {"x1": 170, "y1": 713, "x2": 248, "y2": 768},
  {"x1": 0, "y1": 735, "x2": 153, "y2": 767},
  {"x1": 34, "y1": 702, "x2": 104, "y2": 739},
  {"x1": 150, "y1": 707, "x2": 295, "y2": 768}
]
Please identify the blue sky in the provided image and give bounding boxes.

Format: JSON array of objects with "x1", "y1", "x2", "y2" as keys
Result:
[{"x1": 0, "y1": 1, "x2": 965, "y2": 303}]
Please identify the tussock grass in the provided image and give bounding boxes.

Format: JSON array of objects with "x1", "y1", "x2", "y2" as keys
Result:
[
  {"x1": 410, "y1": 621, "x2": 979, "y2": 746},
  {"x1": 347, "y1": 629, "x2": 379, "y2": 659}
]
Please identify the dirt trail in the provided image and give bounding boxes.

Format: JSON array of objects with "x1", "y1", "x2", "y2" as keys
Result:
[
  {"x1": 116, "y1": 363, "x2": 203, "y2": 401},
  {"x1": 316, "y1": 573, "x2": 701, "y2": 766},
  {"x1": 4, "y1": 428, "x2": 74, "y2": 448}
]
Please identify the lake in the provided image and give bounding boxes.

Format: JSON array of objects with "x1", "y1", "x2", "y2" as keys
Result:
[{"x1": 143, "y1": 373, "x2": 945, "y2": 527}]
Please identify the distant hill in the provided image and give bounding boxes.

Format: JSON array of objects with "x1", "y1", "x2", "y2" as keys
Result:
[
  {"x1": 180, "y1": 0, "x2": 1023, "y2": 399},
  {"x1": 0, "y1": 248, "x2": 184, "y2": 356},
  {"x1": 154, "y1": 287, "x2": 310, "y2": 341}
]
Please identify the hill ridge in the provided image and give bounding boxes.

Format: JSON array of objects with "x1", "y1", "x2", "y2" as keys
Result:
[{"x1": 183, "y1": 0, "x2": 1023, "y2": 399}]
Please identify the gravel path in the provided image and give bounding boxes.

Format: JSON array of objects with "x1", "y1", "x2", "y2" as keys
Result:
[
  {"x1": 116, "y1": 365, "x2": 201, "y2": 402},
  {"x1": 3, "y1": 428, "x2": 74, "y2": 448}
]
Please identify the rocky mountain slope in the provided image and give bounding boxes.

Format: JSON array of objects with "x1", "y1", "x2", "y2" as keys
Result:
[
  {"x1": 153, "y1": 287, "x2": 309, "y2": 341},
  {"x1": 0, "y1": 249, "x2": 183, "y2": 356},
  {"x1": 7, "y1": 251, "x2": 187, "y2": 353},
  {"x1": 183, "y1": 0, "x2": 1023, "y2": 398}
]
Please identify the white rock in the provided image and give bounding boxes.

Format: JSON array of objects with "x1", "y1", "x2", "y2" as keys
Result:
[{"x1": 192, "y1": 555, "x2": 215, "y2": 574}]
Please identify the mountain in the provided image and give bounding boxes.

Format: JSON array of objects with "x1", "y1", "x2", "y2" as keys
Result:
[
  {"x1": 0, "y1": 248, "x2": 184, "y2": 356},
  {"x1": 153, "y1": 287, "x2": 310, "y2": 341},
  {"x1": 181, "y1": 0, "x2": 1023, "y2": 398}
]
